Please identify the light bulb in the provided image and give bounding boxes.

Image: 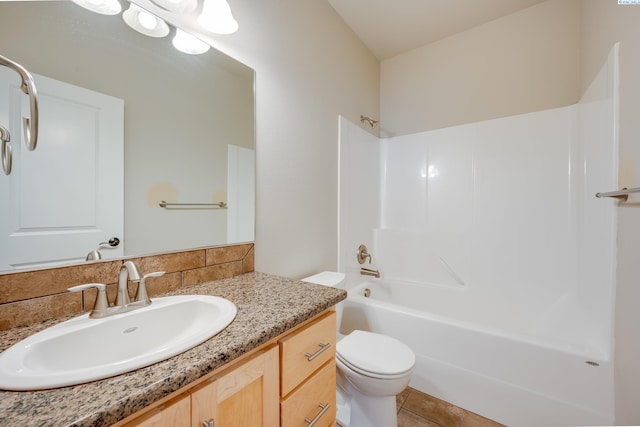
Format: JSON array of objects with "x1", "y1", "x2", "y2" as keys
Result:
[
  {"x1": 138, "y1": 11, "x2": 157, "y2": 30},
  {"x1": 172, "y1": 29, "x2": 210, "y2": 55},
  {"x1": 122, "y1": 4, "x2": 170, "y2": 38},
  {"x1": 198, "y1": 0, "x2": 239, "y2": 35}
]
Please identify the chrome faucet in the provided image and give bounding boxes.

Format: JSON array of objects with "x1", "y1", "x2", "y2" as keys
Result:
[
  {"x1": 360, "y1": 267, "x2": 380, "y2": 278},
  {"x1": 67, "y1": 261, "x2": 165, "y2": 319}
]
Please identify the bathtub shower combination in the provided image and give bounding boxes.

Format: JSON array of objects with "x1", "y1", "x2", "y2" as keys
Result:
[{"x1": 337, "y1": 46, "x2": 619, "y2": 426}]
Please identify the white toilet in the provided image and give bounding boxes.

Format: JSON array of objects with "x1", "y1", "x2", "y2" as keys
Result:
[{"x1": 302, "y1": 272, "x2": 415, "y2": 427}]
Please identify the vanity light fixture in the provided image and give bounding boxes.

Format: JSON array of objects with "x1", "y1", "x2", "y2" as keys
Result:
[
  {"x1": 71, "y1": 0, "x2": 122, "y2": 15},
  {"x1": 69, "y1": 0, "x2": 217, "y2": 56},
  {"x1": 150, "y1": 0, "x2": 197, "y2": 13},
  {"x1": 172, "y1": 29, "x2": 210, "y2": 55},
  {"x1": 122, "y1": 3, "x2": 170, "y2": 38},
  {"x1": 198, "y1": 0, "x2": 238, "y2": 34}
]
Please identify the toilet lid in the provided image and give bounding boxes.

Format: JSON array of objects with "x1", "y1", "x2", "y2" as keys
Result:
[{"x1": 336, "y1": 330, "x2": 415, "y2": 377}]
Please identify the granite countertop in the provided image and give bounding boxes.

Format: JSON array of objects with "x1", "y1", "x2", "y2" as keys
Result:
[{"x1": 0, "y1": 272, "x2": 346, "y2": 426}]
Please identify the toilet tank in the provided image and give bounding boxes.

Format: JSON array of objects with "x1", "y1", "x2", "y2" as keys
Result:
[{"x1": 302, "y1": 271, "x2": 346, "y2": 335}]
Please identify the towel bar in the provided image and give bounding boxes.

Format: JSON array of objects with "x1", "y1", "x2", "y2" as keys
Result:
[{"x1": 595, "y1": 187, "x2": 640, "y2": 201}]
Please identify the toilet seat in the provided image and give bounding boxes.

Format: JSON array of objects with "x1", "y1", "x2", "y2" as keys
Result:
[
  {"x1": 337, "y1": 355, "x2": 412, "y2": 380},
  {"x1": 336, "y1": 330, "x2": 415, "y2": 380}
]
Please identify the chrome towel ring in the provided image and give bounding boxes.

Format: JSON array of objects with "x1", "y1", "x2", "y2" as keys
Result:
[
  {"x1": 1, "y1": 126, "x2": 11, "y2": 175},
  {"x1": 0, "y1": 54, "x2": 39, "y2": 151}
]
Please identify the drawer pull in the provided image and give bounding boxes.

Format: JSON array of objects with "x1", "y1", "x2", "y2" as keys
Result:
[
  {"x1": 305, "y1": 342, "x2": 331, "y2": 361},
  {"x1": 304, "y1": 402, "x2": 331, "y2": 427},
  {"x1": 202, "y1": 419, "x2": 215, "y2": 427}
]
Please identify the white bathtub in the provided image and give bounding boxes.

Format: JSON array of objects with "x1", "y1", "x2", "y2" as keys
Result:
[{"x1": 339, "y1": 279, "x2": 614, "y2": 427}]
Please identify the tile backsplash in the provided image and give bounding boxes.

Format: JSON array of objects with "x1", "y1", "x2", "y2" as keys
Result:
[{"x1": 0, "y1": 243, "x2": 254, "y2": 330}]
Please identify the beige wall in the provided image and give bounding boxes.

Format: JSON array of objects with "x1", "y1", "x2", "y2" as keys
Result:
[
  {"x1": 581, "y1": 1, "x2": 640, "y2": 424},
  {"x1": 204, "y1": 1, "x2": 380, "y2": 278},
  {"x1": 379, "y1": 0, "x2": 581, "y2": 136}
]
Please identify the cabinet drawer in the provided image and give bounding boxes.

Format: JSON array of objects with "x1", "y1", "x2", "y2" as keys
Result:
[
  {"x1": 280, "y1": 311, "x2": 336, "y2": 397},
  {"x1": 281, "y1": 360, "x2": 336, "y2": 427}
]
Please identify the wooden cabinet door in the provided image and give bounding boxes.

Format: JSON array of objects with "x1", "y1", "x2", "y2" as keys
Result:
[
  {"x1": 126, "y1": 393, "x2": 190, "y2": 427},
  {"x1": 191, "y1": 345, "x2": 279, "y2": 427}
]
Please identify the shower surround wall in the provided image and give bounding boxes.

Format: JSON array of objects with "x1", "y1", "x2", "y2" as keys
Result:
[{"x1": 338, "y1": 47, "x2": 618, "y2": 425}]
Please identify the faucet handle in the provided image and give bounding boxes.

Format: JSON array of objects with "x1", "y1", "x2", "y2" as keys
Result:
[
  {"x1": 68, "y1": 283, "x2": 109, "y2": 316},
  {"x1": 134, "y1": 271, "x2": 165, "y2": 304},
  {"x1": 357, "y1": 244, "x2": 372, "y2": 264},
  {"x1": 143, "y1": 271, "x2": 165, "y2": 279}
]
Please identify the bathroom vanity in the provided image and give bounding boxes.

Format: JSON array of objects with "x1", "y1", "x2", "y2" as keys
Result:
[
  {"x1": 121, "y1": 311, "x2": 336, "y2": 427},
  {"x1": 0, "y1": 272, "x2": 345, "y2": 426}
]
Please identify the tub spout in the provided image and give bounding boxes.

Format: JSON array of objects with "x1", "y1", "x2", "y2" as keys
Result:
[{"x1": 360, "y1": 268, "x2": 380, "y2": 278}]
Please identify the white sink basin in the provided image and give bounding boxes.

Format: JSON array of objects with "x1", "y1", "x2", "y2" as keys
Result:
[{"x1": 0, "y1": 295, "x2": 237, "y2": 391}]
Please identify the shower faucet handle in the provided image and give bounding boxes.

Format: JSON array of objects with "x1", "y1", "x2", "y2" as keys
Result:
[{"x1": 357, "y1": 244, "x2": 372, "y2": 264}]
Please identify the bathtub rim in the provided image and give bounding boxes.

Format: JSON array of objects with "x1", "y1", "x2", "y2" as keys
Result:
[{"x1": 346, "y1": 280, "x2": 610, "y2": 362}]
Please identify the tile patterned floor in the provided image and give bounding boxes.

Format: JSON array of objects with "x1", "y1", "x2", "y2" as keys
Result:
[{"x1": 396, "y1": 387, "x2": 505, "y2": 427}]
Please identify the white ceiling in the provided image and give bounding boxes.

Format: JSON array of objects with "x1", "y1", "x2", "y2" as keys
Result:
[{"x1": 327, "y1": 0, "x2": 548, "y2": 60}]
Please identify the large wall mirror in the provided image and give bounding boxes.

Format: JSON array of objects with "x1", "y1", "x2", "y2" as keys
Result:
[{"x1": 0, "y1": 1, "x2": 255, "y2": 272}]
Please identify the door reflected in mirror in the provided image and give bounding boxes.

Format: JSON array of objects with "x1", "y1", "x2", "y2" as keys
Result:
[{"x1": 0, "y1": 1, "x2": 255, "y2": 272}]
